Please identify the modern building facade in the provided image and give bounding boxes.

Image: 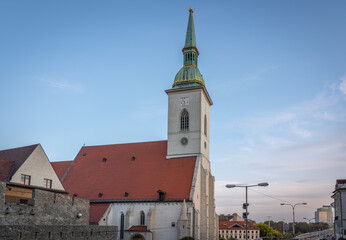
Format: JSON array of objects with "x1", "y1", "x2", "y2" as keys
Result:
[
  {"x1": 315, "y1": 205, "x2": 333, "y2": 226},
  {"x1": 52, "y1": 9, "x2": 218, "y2": 240},
  {"x1": 219, "y1": 221, "x2": 260, "y2": 240},
  {"x1": 332, "y1": 179, "x2": 346, "y2": 240}
]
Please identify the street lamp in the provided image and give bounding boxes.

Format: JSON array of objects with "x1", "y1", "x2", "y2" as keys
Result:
[
  {"x1": 280, "y1": 202, "x2": 307, "y2": 237},
  {"x1": 303, "y1": 217, "x2": 315, "y2": 239},
  {"x1": 267, "y1": 216, "x2": 272, "y2": 227},
  {"x1": 281, "y1": 219, "x2": 286, "y2": 235},
  {"x1": 226, "y1": 182, "x2": 269, "y2": 240}
]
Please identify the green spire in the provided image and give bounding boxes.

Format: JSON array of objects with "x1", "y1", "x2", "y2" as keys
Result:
[
  {"x1": 172, "y1": 8, "x2": 205, "y2": 89},
  {"x1": 184, "y1": 8, "x2": 197, "y2": 49}
]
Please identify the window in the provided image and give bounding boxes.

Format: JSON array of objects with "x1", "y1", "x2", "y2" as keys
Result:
[
  {"x1": 120, "y1": 213, "x2": 124, "y2": 239},
  {"x1": 140, "y1": 211, "x2": 145, "y2": 225},
  {"x1": 180, "y1": 109, "x2": 189, "y2": 131},
  {"x1": 20, "y1": 174, "x2": 31, "y2": 185},
  {"x1": 20, "y1": 199, "x2": 28, "y2": 204},
  {"x1": 204, "y1": 115, "x2": 207, "y2": 136},
  {"x1": 43, "y1": 178, "x2": 52, "y2": 189}
]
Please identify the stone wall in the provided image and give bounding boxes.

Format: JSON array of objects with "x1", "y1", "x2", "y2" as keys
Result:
[
  {"x1": 0, "y1": 182, "x2": 89, "y2": 225},
  {"x1": 0, "y1": 225, "x2": 117, "y2": 240}
]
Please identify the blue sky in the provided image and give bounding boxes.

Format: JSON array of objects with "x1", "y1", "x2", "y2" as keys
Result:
[{"x1": 1, "y1": 0, "x2": 345, "y2": 222}]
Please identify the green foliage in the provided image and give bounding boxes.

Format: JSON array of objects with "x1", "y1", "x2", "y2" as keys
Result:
[
  {"x1": 256, "y1": 223, "x2": 283, "y2": 239},
  {"x1": 259, "y1": 220, "x2": 331, "y2": 237},
  {"x1": 227, "y1": 236, "x2": 237, "y2": 240}
]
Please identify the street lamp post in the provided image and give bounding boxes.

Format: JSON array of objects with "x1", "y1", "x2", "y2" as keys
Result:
[
  {"x1": 280, "y1": 202, "x2": 307, "y2": 237},
  {"x1": 281, "y1": 219, "x2": 286, "y2": 235},
  {"x1": 303, "y1": 217, "x2": 315, "y2": 239},
  {"x1": 267, "y1": 216, "x2": 272, "y2": 227},
  {"x1": 226, "y1": 182, "x2": 269, "y2": 240}
]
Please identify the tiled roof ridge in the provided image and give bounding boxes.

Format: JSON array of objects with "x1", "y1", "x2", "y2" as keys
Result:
[
  {"x1": 0, "y1": 144, "x2": 39, "y2": 180},
  {"x1": 0, "y1": 143, "x2": 39, "y2": 152},
  {"x1": 81, "y1": 140, "x2": 167, "y2": 148},
  {"x1": 219, "y1": 220, "x2": 258, "y2": 229},
  {"x1": 90, "y1": 198, "x2": 192, "y2": 203}
]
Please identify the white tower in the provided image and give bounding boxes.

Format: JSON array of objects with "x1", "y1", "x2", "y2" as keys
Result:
[{"x1": 166, "y1": 8, "x2": 213, "y2": 159}]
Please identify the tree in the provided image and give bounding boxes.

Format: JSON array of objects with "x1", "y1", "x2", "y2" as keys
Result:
[{"x1": 256, "y1": 223, "x2": 283, "y2": 239}]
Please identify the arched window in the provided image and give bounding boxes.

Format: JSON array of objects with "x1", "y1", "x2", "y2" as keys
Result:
[
  {"x1": 180, "y1": 109, "x2": 189, "y2": 131},
  {"x1": 204, "y1": 115, "x2": 207, "y2": 136},
  {"x1": 140, "y1": 211, "x2": 145, "y2": 225},
  {"x1": 120, "y1": 213, "x2": 124, "y2": 239}
]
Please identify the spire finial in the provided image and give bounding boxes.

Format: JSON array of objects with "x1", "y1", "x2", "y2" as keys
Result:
[
  {"x1": 172, "y1": 9, "x2": 205, "y2": 89},
  {"x1": 184, "y1": 8, "x2": 197, "y2": 49}
]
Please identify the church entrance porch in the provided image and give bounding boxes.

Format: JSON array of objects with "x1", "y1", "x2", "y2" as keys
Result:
[{"x1": 131, "y1": 233, "x2": 145, "y2": 240}]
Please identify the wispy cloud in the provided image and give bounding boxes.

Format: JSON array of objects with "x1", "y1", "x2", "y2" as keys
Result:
[
  {"x1": 38, "y1": 76, "x2": 85, "y2": 93},
  {"x1": 214, "y1": 78, "x2": 346, "y2": 221},
  {"x1": 339, "y1": 76, "x2": 346, "y2": 95}
]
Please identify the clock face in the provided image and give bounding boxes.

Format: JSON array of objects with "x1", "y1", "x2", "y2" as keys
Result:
[
  {"x1": 180, "y1": 97, "x2": 189, "y2": 106},
  {"x1": 180, "y1": 137, "x2": 188, "y2": 145}
]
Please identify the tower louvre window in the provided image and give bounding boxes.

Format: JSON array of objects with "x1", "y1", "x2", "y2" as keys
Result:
[
  {"x1": 204, "y1": 114, "x2": 207, "y2": 136},
  {"x1": 180, "y1": 109, "x2": 189, "y2": 131}
]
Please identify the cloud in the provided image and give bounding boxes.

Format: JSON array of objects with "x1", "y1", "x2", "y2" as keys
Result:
[
  {"x1": 38, "y1": 76, "x2": 85, "y2": 93},
  {"x1": 340, "y1": 76, "x2": 346, "y2": 95},
  {"x1": 213, "y1": 79, "x2": 346, "y2": 221}
]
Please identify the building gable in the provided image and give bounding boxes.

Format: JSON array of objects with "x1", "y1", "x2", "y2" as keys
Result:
[
  {"x1": 11, "y1": 144, "x2": 65, "y2": 191},
  {"x1": 0, "y1": 144, "x2": 38, "y2": 181}
]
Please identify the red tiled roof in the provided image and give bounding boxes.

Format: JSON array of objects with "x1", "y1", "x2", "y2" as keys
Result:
[
  {"x1": 51, "y1": 161, "x2": 72, "y2": 180},
  {"x1": 89, "y1": 203, "x2": 110, "y2": 223},
  {"x1": 62, "y1": 140, "x2": 196, "y2": 201},
  {"x1": 0, "y1": 158, "x2": 13, "y2": 182},
  {"x1": 336, "y1": 179, "x2": 346, "y2": 184},
  {"x1": 0, "y1": 144, "x2": 38, "y2": 181},
  {"x1": 127, "y1": 226, "x2": 148, "y2": 232},
  {"x1": 219, "y1": 221, "x2": 259, "y2": 230}
]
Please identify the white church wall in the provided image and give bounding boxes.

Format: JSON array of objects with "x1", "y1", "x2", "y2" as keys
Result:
[{"x1": 105, "y1": 202, "x2": 187, "y2": 240}]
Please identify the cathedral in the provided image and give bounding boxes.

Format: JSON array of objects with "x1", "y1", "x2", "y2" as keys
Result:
[{"x1": 52, "y1": 8, "x2": 218, "y2": 240}]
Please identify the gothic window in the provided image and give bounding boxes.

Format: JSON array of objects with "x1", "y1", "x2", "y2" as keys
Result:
[
  {"x1": 180, "y1": 109, "x2": 189, "y2": 131},
  {"x1": 204, "y1": 115, "x2": 207, "y2": 136},
  {"x1": 140, "y1": 211, "x2": 145, "y2": 225},
  {"x1": 120, "y1": 213, "x2": 124, "y2": 239}
]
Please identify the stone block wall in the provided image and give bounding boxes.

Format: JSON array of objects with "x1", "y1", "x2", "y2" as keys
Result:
[
  {"x1": 0, "y1": 225, "x2": 117, "y2": 240},
  {"x1": 0, "y1": 182, "x2": 89, "y2": 225}
]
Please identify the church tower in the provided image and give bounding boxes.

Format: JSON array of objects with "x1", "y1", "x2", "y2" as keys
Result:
[{"x1": 166, "y1": 8, "x2": 213, "y2": 159}]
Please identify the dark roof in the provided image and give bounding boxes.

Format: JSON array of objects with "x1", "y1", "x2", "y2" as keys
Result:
[
  {"x1": 0, "y1": 158, "x2": 13, "y2": 182},
  {"x1": 336, "y1": 179, "x2": 346, "y2": 184},
  {"x1": 51, "y1": 161, "x2": 72, "y2": 180},
  {"x1": 219, "y1": 221, "x2": 259, "y2": 230},
  {"x1": 60, "y1": 140, "x2": 196, "y2": 200},
  {"x1": 0, "y1": 144, "x2": 38, "y2": 181},
  {"x1": 127, "y1": 226, "x2": 148, "y2": 232},
  {"x1": 89, "y1": 203, "x2": 110, "y2": 223}
]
